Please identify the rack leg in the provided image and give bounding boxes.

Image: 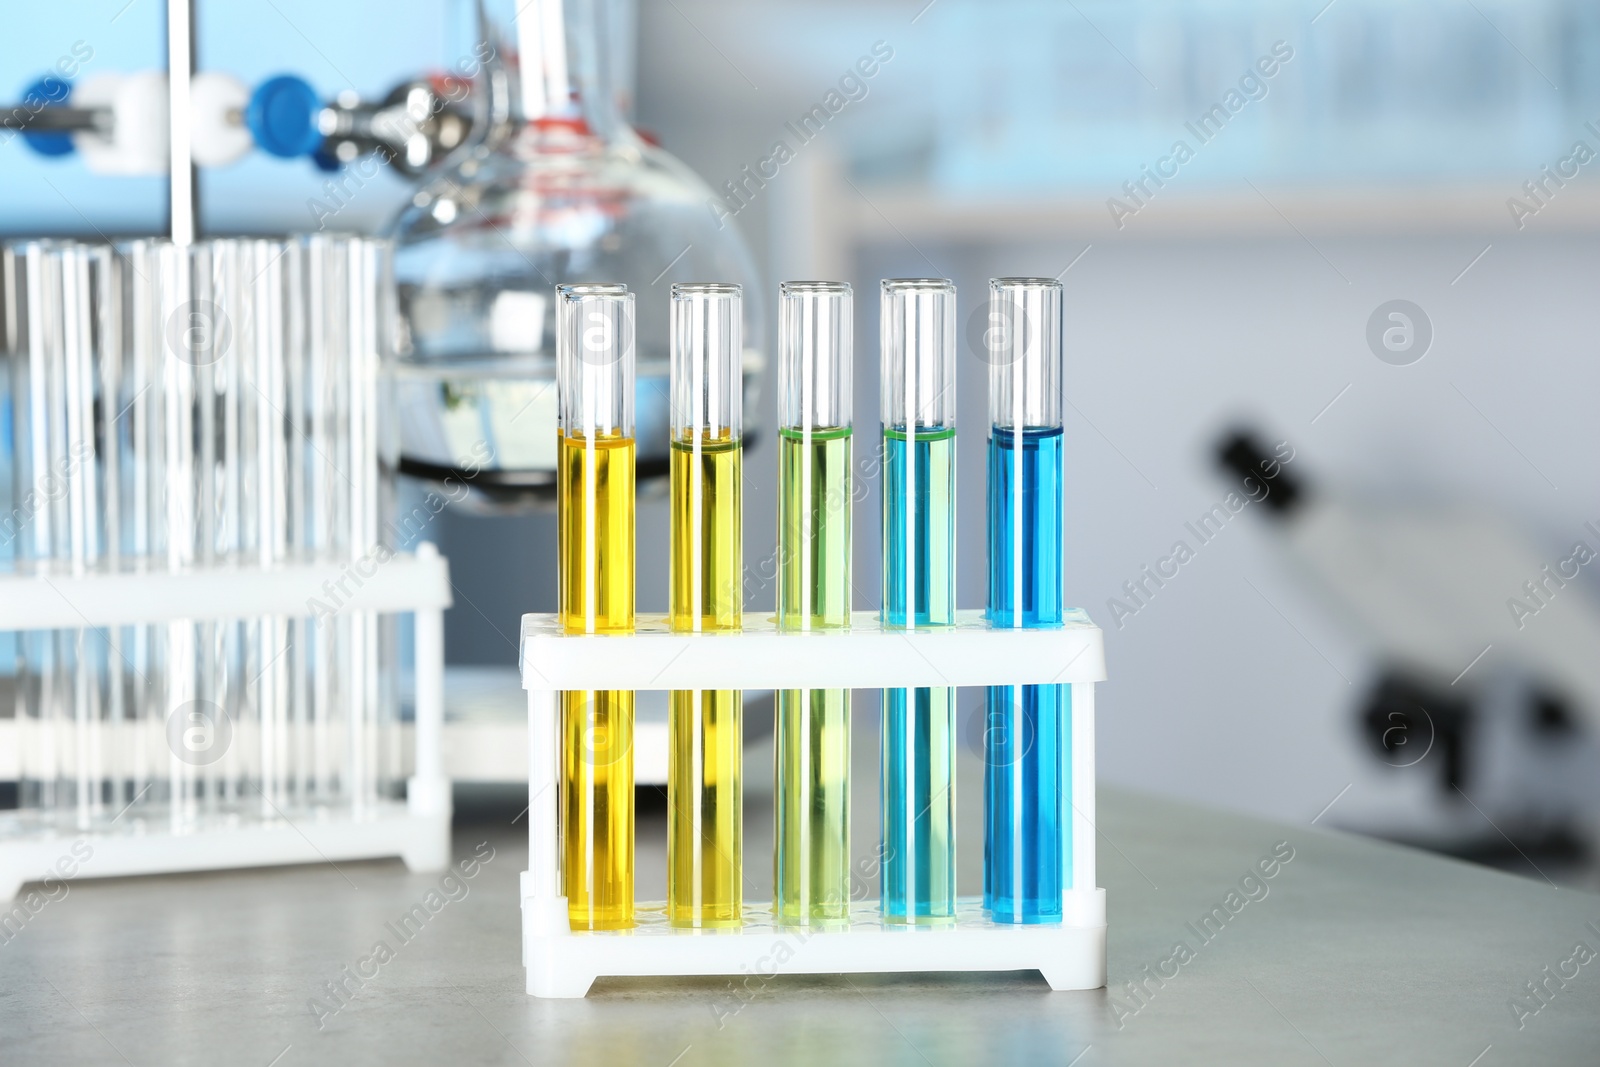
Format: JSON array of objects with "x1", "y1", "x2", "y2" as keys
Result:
[
  {"x1": 403, "y1": 544, "x2": 451, "y2": 872},
  {"x1": 528, "y1": 688, "x2": 560, "y2": 900},
  {"x1": 524, "y1": 686, "x2": 571, "y2": 984},
  {"x1": 1064, "y1": 682, "x2": 1104, "y2": 929}
]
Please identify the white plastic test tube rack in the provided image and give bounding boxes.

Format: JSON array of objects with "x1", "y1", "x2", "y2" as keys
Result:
[
  {"x1": 0, "y1": 544, "x2": 453, "y2": 900},
  {"x1": 520, "y1": 608, "x2": 1107, "y2": 998}
]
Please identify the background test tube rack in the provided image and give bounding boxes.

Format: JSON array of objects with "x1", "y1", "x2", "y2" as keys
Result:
[
  {"x1": 520, "y1": 608, "x2": 1107, "y2": 999},
  {"x1": 0, "y1": 544, "x2": 453, "y2": 900},
  {"x1": 2, "y1": 234, "x2": 456, "y2": 897}
]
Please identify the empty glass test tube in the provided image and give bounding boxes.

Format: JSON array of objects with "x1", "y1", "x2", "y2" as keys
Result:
[
  {"x1": 556, "y1": 283, "x2": 637, "y2": 931},
  {"x1": 983, "y1": 278, "x2": 1067, "y2": 924},
  {"x1": 774, "y1": 282, "x2": 853, "y2": 925},
  {"x1": 4, "y1": 241, "x2": 115, "y2": 832},
  {"x1": 879, "y1": 278, "x2": 958, "y2": 925},
  {"x1": 668, "y1": 283, "x2": 744, "y2": 928}
]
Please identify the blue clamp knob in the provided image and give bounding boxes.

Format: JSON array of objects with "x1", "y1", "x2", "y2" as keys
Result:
[
  {"x1": 246, "y1": 74, "x2": 324, "y2": 159},
  {"x1": 311, "y1": 142, "x2": 343, "y2": 172},
  {"x1": 19, "y1": 76, "x2": 75, "y2": 157}
]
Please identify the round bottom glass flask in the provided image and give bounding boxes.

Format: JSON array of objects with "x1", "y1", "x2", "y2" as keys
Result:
[{"x1": 388, "y1": 0, "x2": 764, "y2": 509}]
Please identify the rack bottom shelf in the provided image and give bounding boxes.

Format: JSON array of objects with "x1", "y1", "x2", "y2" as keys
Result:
[
  {"x1": 0, "y1": 796, "x2": 450, "y2": 901},
  {"x1": 521, "y1": 888, "x2": 1107, "y2": 998}
]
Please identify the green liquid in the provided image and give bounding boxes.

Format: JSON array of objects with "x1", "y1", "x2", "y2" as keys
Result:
[
  {"x1": 775, "y1": 426, "x2": 853, "y2": 923},
  {"x1": 775, "y1": 688, "x2": 852, "y2": 923},
  {"x1": 777, "y1": 426, "x2": 853, "y2": 628}
]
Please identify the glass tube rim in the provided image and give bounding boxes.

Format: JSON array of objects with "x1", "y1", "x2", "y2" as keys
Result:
[
  {"x1": 882, "y1": 277, "x2": 953, "y2": 292},
  {"x1": 880, "y1": 277, "x2": 956, "y2": 430},
  {"x1": 782, "y1": 280, "x2": 851, "y2": 294},
  {"x1": 5, "y1": 237, "x2": 82, "y2": 254},
  {"x1": 989, "y1": 277, "x2": 1062, "y2": 431},
  {"x1": 779, "y1": 279, "x2": 851, "y2": 432},
  {"x1": 669, "y1": 281, "x2": 740, "y2": 438},
  {"x1": 992, "y1": 276, "x2": 1062, "y2": 291},
  {"x1": 557, "y1": 283, "x2": 634, "y2": 437},
  {"x1": 558, "y1": 281, "x2": 629, "y2": 297},
  {"x1": 671, "y1": 281, "x2": 742, "y2": 296}
]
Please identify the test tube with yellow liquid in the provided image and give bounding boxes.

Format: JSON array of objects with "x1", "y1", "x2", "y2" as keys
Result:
[
  {"x1": 556, "y1": 283, "x2": 637, "y2": 931},
  {"x1": 668, "y1": 283, "x2": 744, "y2": 928},
  {"x1": 774, "y1": 282, "x2": 854, "y2": 925}
]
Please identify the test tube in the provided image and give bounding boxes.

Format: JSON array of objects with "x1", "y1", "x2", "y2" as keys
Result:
[
  {"x1": 92, "y1": 245, "x2": 130, "y2": 822},
  {"x1": 667, "y1": 283, "x2": 744, "y2": 929},
  {"x1": 60, "y1": 244, "x2": 108, "y2": 832},
  {"x1": 122, "y1": 240, "x2": 167, "y2": 819},
  {"x1": 306, "y1": 236, "x2": 346, "y2": 817},
  {"x1": 983, "y1": 278, "x2": 1067, "y2": 924},
  {"x1": 773, "y1": 281, "x2": 853, "y2": 925},
  {"x1": 879, "y1": 278, "x2": 958, "y2": 925},
  {"x1": 163, "y1": 239, "x2": 202, "y2": 829},
  {"x1": 7, "y1": 243, "x2": 73, "y2": 828},
  {"x1": 283, "y1": 238, "x2": 317, "y2": 808},
  {"x1": 209, "y1": 240, "x2": 247, "y2": 814},
  {"x1": 556, "y1": 283, "x2": 637, "y2": 931},
  {"x1": 249, "y1": 239, "x2": 291, "y2": 816}
]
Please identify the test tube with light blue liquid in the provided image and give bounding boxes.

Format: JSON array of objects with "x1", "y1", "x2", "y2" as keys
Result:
[
  {"x1": 879, "y1": 278, "x2": 958, "y2": 925},
  {"x1": 983, "y1": 278, "x2": 1067, "y2": 924}
]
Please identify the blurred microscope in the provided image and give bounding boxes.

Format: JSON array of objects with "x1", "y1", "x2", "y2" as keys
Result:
[{"x1": 1219, "y1": 431, "x2": 1600, "y2": 882}]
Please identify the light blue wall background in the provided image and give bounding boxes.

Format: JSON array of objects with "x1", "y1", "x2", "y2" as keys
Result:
[
  {"x1": 0, "y1": 0, "x2": 450, "y2": 235},
  {"x1": 7, "y1": 0, "x2": 1600, "y2": 837}
]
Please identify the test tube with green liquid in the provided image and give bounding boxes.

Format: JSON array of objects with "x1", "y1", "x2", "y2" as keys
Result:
[
  {"x1": 668, "y1": 283, "x2": 744, "y2": 928},
  {"x1": 556, "y1": 283, "x2": 636, "y2": 932},
  {"x1": 879, "y1": 278, "x2": 958, "y2": 925},
  {"x1": 774, "y1": 281, "x2": 854, "y2": 925}
]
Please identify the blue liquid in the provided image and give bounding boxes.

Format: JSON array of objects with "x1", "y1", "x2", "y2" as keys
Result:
[
  {"x1": 984, "y1": 426, "x2": 1069, "y2": 923},
  {"x1": 986, "y1": 427, "x2": 1062, "y2": 628},
  {"x1": 983, "y1": 685, "x2": 1069, "y2": 922},
  {"x1": 881, "y1": 426, "x2": 957, "y2": 923}
]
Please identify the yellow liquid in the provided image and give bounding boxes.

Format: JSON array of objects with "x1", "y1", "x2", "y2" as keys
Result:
[
  {"x1": 560, "y1": 690, "x2": 634, "y2": 930},
  {"x1": 558, "y1": 433, "x2": 635, "y2": 636},
  {"x1": 669, "y1": 433, "x2": 742, "y2": 632},
  {"x1": 775, "y1": 427, "x2": 853, "y2": 923},
  {"x1": 557, "y1": 432, "x2": 635, "y2": 930},
  {"x1": 668, "y1": 433, "x2": 743, "y2": 927},
  {"x1": 669, "y1": 688, "x2": 742, "y2": 927}
]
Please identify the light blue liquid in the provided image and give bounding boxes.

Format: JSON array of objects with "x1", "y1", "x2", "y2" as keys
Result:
[
  {"x1": 984, "y1": 426, "x2": 1069, "y2": 923},
  {"x1": 881, "y1": 426, "x2": 957, "y2": 924},
  {"x1": 880, "y1": 427, "x2": 955, "y2": 629},
  {"x1": 881, "y1": 687, "x2": 957, "y2": 923}
]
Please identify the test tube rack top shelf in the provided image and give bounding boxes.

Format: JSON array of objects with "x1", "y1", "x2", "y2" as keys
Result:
[
  {"x1": 519, "y1": 608, "x2": 1107, "y2": 999},
  {"x1": 0, "y1": 545, "x2": 454, "y2": 901}
]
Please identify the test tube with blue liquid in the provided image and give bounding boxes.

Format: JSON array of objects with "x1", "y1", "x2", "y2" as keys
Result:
[
  {"x1": 983, "y1": 278, "x2": 1067, "y2": 924},
  {"x1": 879, "y1": 278, "x2": 958, "y2": 925}
]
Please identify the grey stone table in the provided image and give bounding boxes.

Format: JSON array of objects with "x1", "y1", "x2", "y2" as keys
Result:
[{"x1": 4, "y1": 781, "x2": 1597, "y2": 1066}]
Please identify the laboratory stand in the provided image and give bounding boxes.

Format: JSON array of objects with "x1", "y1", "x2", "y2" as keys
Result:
[{"x1": 0, "y1": 548, "x2": 452, "y2": 899}]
